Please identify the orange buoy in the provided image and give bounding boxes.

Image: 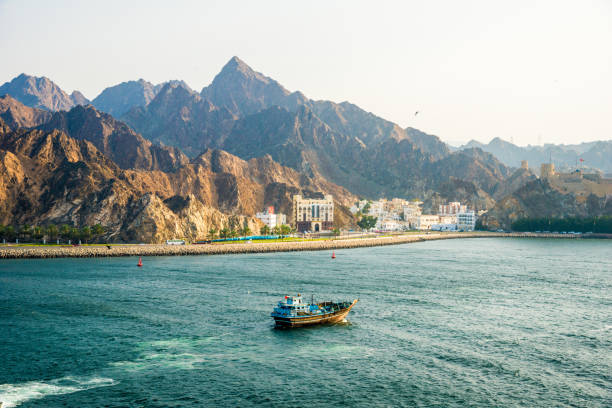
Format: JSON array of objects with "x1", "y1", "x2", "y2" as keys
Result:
[
  {"x1": 137, "y1": 257, "x2": 143, "y2": 267},
  {"x1": 331, "y1": 251, "x2": 336, "y2": 259}
]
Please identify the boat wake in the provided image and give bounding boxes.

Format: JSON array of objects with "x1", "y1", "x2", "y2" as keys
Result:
[{"x1": 0, "y1": 376, "x2": 117, "y2": 407}]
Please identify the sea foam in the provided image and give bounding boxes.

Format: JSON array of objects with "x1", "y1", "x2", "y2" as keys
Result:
[{"x1": 0, "y1": 376, "x2": 116, "y2": 407}]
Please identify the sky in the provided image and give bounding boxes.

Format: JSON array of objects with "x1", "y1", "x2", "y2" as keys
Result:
[{"x1": 0, "y1": 0, "x2": 610, "y2": 146}]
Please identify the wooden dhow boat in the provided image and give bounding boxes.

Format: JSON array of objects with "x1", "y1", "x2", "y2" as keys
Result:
[{"x1": 271, "y1": 294, "x2": 358, "y2": 328}]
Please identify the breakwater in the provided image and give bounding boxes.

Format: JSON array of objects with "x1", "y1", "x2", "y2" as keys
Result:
[{"x1": 0, "y1": 232, "x2": 600, "y2": 259}]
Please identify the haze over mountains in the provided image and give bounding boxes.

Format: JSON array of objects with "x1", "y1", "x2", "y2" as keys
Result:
[
  {"x1": 1, "y1": 56, "x2": 610, "y2": 239},
  {"x1": 460, "y1": 138, "x2": 612, "y2": 174}
]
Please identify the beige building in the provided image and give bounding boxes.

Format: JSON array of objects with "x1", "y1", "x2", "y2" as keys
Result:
[
  {"x1": 292, "y1": 195, "x2": 334, "y2": 232},
  {"x1": 416, "y1": 215, "x2": 440, "y2": 230},
  {"x1": 541, "y1": 163, "x2": 555, "y2": 179}
]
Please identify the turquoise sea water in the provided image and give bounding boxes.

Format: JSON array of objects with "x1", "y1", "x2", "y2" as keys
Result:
[{"x1": 1, "y1": 238, "x2": 611, "y2": 407}]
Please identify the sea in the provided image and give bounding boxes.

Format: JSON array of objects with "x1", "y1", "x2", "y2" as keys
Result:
[{"x1": 1, "y1": 238, "x2": 611, "y2": 407}]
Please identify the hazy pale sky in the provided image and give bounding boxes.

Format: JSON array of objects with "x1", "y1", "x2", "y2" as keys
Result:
[{"x1": 1, "y1": 0, "x2": 610, "y2": 146}]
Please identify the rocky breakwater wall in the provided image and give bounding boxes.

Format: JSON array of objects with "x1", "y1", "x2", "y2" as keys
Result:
[
  {"x1": 0, "y1": 233, "x2": 498, "y2": 259},
  {"x1": 1, "y1": 232, "x2": 590, "y2": 259}
]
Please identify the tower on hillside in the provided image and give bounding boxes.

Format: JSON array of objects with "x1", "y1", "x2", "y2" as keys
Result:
[
  {"x1": 521, "y1": 160, "x2": 528, "y2": 170},
  {"x1": 540, "y1": 163, "x2": 555, "y2": 179}
]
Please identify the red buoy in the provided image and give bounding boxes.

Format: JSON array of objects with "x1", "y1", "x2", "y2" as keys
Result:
[
  {"x1": 331, "y1": 251, "x2": 336, "y2": 259},
  {"x1": 137, "y1": 257, "x2": 143, "y2": 267}
]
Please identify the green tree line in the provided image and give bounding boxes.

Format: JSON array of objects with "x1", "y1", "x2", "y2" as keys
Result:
[
  {"x1": 0, "y1": 224, "x2": 105, "y2": 243},
  {"x1": 511, "y1": 216, "x2": 612, "y2": 233}
]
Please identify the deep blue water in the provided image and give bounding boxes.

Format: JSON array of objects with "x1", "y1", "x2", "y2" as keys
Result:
[{"x1": 1, "y1": 238, "x2": 611, "y2": 407}]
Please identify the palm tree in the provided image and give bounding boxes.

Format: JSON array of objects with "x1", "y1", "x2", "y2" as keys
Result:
[
  {"x1": 219, "y1": 228, "x2": 229, "y2": 239},
  {"x1": 240, "y1": 226, "x2": 251, "y2": 237},
  {"x1": 271, "y1": 226, "x2": 280, "y2": 236},
  {"x1": 46, "y1": 224, "x2": 59, "y2": 242},
  {"x1": 4, "y1": 225, "x2": 16, "y2": 241},
  {"x1": 208, "y1": 228, "x2": 217, "y2": 240},
  {"x1": 80, "y1": 226, "x2": 92, "y2": 244},
  {"x1": 260, "y1": 225, "x2": 270, "y2": 235},
  {"x1": 92, "y1": 224, "x2": 104, "y2": 242},
  {"x1": 279, "y1": 224, "x2": 291, "y2": 237},
  {"x1": 33, "y1": 226, "x2": 44, "y2": 242},
  {"x1": 69, "y1": 227, "x2": 80, "y2": 243},
  {"x1": 59, "y1": 224, "x2": 71, "y2": 242},
  {"x1": 19, "y1": 224, "x2": 32, "y2": 242},
  {"x1": 5, "y1": 225, "x2": 16, "y2": 242}
]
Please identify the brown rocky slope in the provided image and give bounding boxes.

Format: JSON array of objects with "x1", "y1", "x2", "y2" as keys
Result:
[{"x1": 0, "y1": 118, "x2": 355, "y2": 242}]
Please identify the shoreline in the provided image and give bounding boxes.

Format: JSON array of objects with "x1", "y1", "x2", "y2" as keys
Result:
[{"x1": 0, "y1": 232, "x2": 608, "y2": 259}]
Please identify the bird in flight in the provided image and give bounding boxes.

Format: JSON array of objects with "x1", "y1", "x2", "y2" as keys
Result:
[{"x1": 414, "y1": 111, "x2": 419, "y2": 116}]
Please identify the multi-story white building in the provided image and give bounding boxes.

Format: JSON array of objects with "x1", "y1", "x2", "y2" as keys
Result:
[
  {"x1": 457, "y1": 211, "x2": 476, "y2": 231},
  {"x1": 403, "y1": 201, "x2": 423, "y2": 229},
  {"x1": 368, "y1": 200, "x2": 385, "y2": 218},
  {"x1": 431, "y1": 223, "x2": 457, "y2": 231},
  {"x1": 439, "y1": 202, "x2": 467, "y2": 215},
  {"x1": 256, "y1": 206, "x2": 287, "y2": 229},
  {"x1": 292, "y1": 195, "x2": 334, "y2": 232},
  {"x1": 376, "y1": 219, "x2": 403, "y2": 231},
  {"x1": 416, "y1": 215, "x2": 441, "y2": 230}
]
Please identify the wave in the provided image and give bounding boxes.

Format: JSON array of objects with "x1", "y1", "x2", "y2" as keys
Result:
[{"x1": 0, "y1": 376, "x2": 117, "y2": 407}]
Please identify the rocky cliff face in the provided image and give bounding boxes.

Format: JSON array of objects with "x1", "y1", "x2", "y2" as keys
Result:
[
  {"x1": 39, "y1": 105, "x2": 189, "y2": 172},
  {"x1": 121, "y1": 83, "x2": 236, "y2": 157},
  {"x1": 0, "y1": 95, "x2": 52, "y2": 129},
  {"x1": 0, "y1": 119, "x2": 355, "y2": 242},
  {"x1": 0, "y1": 73, "x2": 88, "y2": 111}
]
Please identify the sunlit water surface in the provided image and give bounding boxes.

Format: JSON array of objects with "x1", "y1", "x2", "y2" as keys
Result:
[{"x1": 1, "y1": 238, "x2": 611, "y2": 407}]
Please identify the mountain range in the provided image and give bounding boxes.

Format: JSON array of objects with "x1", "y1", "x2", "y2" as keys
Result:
[
  {"x1": 460, "y1": 137, "x2": 612, "y2": 175},
  {"x1": 1, "y1": 57, "x2": 610, "y2": 238}
]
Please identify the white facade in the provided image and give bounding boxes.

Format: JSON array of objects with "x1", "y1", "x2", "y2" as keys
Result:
[
  {"x1": 431, "y1": 223, "x2": 457, "y2": 231},
  {"x1": 275, "y1": 213, "x2": 287, "y2": 226},
  {"x1": 256, "y1": 212, "x2": 277, "y2": 229},
  {"x1": 416, "y1": 215, "x2": 440, "y2": 230},
  {"x1": 377, "y1": 219, "x2": 402, "y2": 231},
  {"x1": 256, "y1": 208, "x2": 287, "y2": 229},
  {"x1": 439, "y1": 202, "x2": 467, "y2": 215},
  {"x1": 457, "y1": 211, "x2": 476, "y2": 231}
]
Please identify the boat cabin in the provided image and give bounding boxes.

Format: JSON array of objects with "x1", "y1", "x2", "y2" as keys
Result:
[{"x1": 272, "y1": 294, "x2": 321, "y2": 317}]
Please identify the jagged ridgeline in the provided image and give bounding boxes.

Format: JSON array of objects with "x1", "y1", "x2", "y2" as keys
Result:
[{"x1": 2, "y1": 57, "x2": 611, "y2": 241}]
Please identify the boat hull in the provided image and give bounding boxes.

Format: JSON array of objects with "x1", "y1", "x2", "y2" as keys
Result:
[{"x1": 273, "y1": 299, "x2": 358, "y2": 328}]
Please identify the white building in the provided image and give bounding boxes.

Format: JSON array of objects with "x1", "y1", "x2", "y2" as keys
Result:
[
  {"x1": 439, "y1": 202, "x2": 467, "y2": 215},
  {"x1": 457, "y1": 211, "x2": 476, "y2": 231},
  {"x1": 416, "y1": 215, "x2": 440, "y2": 230},
  {"x1": 377, "y1": 219, "x2": 402, "y2": 231},
  {"x1": 256, "y1": 206, "x2": 287, "y2": 229},
  {"x1": 431, "y1": 223, "x2": 457, "y2": 231},
  {"x1": 368, "y1": 200, "x2": 385, "y2": 218}
]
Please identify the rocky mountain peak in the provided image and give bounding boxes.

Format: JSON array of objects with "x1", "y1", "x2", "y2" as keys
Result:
[
  {"x1": 70, "y1": 90, "x2": 90, "y2": 106},
  {"x1": 38, "y1": 104, "x2": 188, "y2": 172},
  {"x1": 201, "y1": 56, "x2": 292, "y2": 116},
  {"x1": 0, "y1": 73, "x2": 86, "y2": 111},
  {"x1": 92, "y1": 78, "x2": 160, "y2": 117}
]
